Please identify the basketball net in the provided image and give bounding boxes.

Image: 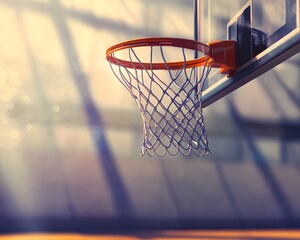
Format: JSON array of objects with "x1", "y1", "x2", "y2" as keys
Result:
[{"x1": 108, "y1": 45, "x2": 212, "y2": 156}]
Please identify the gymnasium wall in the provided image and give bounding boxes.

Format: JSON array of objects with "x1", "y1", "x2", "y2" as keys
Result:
[{"x1": 0, "y1": 0, "x2": 299, "y2": 232}]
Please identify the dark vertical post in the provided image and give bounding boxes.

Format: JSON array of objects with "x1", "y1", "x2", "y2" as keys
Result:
[
  {"x1": 194, "y1": 0, "x2": 199, "y2": 99},
  {"x1": 194, "y1": 0, "x2": 199, "y2": 58}
]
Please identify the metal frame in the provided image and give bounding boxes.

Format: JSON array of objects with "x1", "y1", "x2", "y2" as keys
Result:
[{"x1": 198, "y1": 0, "x2": 300, "y2": 108}]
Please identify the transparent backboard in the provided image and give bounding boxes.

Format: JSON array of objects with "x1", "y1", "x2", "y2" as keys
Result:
[{"x1": 197, "y1": 0, "x2": 300, "y2": 107}]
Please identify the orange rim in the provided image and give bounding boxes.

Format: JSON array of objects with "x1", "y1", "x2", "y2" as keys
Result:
[{"x1": 106, "y1": 37, "x2": 213, "y2": 70}]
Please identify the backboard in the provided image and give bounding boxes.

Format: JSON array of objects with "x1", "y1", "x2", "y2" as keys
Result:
[{"x1": 197, "y1": 0, "x2": 300, "y2": 107}]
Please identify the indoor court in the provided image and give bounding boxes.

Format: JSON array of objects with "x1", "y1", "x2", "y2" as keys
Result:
[
  {"x1": 0, "y1": 0, "x2": 300, "y2": 239},
  {"x1": 1, "y1": 230, "x2": 300, "y2": 240}
]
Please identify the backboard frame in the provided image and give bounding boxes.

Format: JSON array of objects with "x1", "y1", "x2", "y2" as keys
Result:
[{"x1": 198, "y1": 0, "x2": 300, "y2": 108}]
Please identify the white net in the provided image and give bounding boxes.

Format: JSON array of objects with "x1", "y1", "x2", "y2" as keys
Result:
[{"x1": 108, "y1": 46, "x2": 212, "y2": 157}]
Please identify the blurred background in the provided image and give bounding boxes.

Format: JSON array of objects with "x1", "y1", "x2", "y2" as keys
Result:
[{"x1": 0, "y1": 0, "x2": 299, "y2": 233}]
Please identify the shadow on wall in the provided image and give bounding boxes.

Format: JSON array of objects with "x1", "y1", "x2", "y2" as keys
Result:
[{"x1": 0, "y1": 0, "x2": 300, "y2": 234}]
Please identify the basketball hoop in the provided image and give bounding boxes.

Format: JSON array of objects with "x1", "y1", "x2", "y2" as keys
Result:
[{"x1": 106, "y1": 37, "x2": 235, "y2": 157}]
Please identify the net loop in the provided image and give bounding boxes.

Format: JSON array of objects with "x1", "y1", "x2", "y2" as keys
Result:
[{"x1": 108, "y1": 43, "x2": 213, "y2": 157}]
